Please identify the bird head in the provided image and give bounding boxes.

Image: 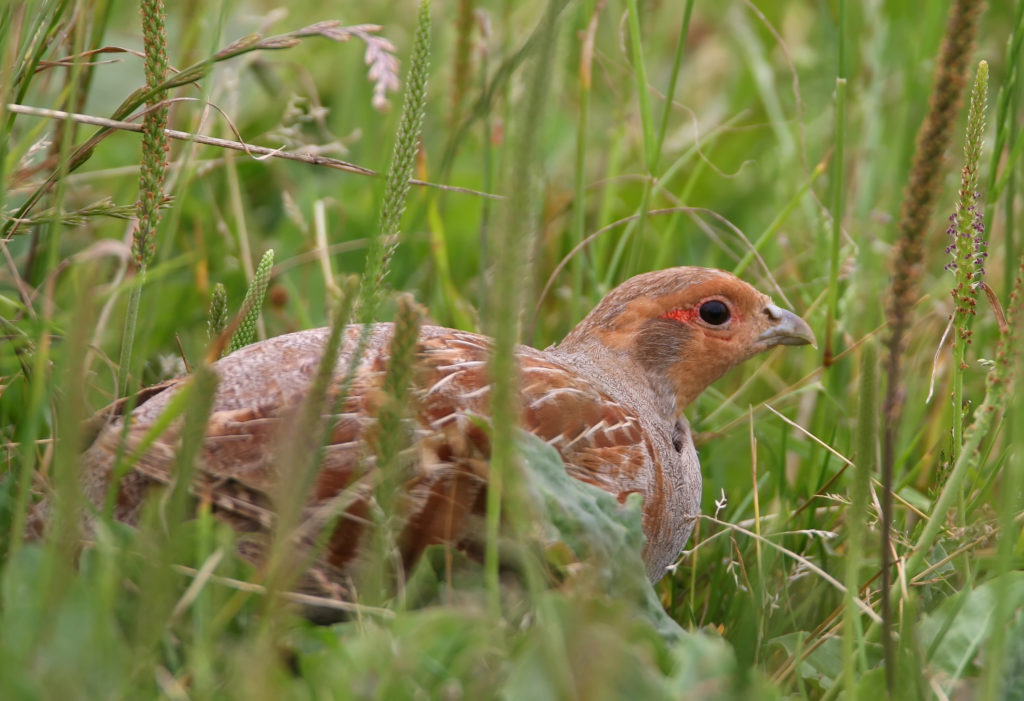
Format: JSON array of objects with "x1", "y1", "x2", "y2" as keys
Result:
[{"x1": 559, "y1": 267, "x2": 815, "y2": 412}]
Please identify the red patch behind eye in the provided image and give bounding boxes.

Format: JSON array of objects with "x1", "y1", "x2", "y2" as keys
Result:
[{"x1": 660, "y1": 307, "x2": 699, "y2": 324}]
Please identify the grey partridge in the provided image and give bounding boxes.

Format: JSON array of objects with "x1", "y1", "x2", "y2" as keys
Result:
[{"x1": 41, "y1": 266, "x2": 814, "y2": 597}]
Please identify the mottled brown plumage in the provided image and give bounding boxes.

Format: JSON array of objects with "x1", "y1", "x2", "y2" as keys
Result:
[{"x1": 37, "y1": 267, "x2": 814, "y2": 598}]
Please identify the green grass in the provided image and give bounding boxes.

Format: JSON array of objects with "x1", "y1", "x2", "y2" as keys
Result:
[{"x1": 2, "y1": 0, "x2": 1024, "y2": 698}]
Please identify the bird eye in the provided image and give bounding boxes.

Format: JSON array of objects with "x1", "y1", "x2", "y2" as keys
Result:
[{"x1": 698, "y1": 300, "x2": 730, "y2": 325}]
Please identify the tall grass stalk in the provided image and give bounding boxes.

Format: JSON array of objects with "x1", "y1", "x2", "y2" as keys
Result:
[
  {"x1": 260, "y1": 0, "x2": 432, "y2": 611},
  {"x1": 449, "y1": 0, "x2": 475, "y2": 129},
  {"x1": 352, "y1": 3, "x2": 432, "y2": 601},
  {"x1": 842, "y1": 339, "x2": 877, "y2": 698},
  {"x1": 376, "y1": 295, "x2": 424, "y2": 482},
  {"x1": 618, "y1": 0, "x2": 655, "y2": 280},
  {"x1": 984, "y1": 2, "x2": 1023, "y2": 254},
  {"x1": 949, "y1": 61, "x2": 989, "y2": 462},
  {"x1": 1005, "y1": 84, "x2": 1019, "y2": 298},
  {"x1": 241, "y1": 5, "x2": 421, "y2": 625},
  {"x1": 882, "y1": 0, "x2": 983, "y2": 416},
  {"x1": 358, "y1": 0, "x2": 430, "y2": 321},
  {"x1": 624, "y1": 0, "x2": 655, "y2": 172},
  {"x1": 116, "y1": 0, "x2": 169, "y2": 395},
  {"x1": 484, "y1": 0, "x2": 568, "y2": 614},
  {"x1": 654, "y1": 0, "x2": 695, "y2": 161},
  {"x1": 207, "y1": 282, "x2": 228, "y2": 340},
  {"x1": 256, "y1": 279, "x2": 356, "y2": 620},
  {"x1": 571, "y1": 0, "x2": 598, "y2": 323},
  {"x1": 980, "y1": 259, "x2": 1024, "y2": 699},
  {"x1": 131, "y1": 363, "x2": 219, "y2": 661},
  {"x1": 227, "y1": 248, "x2": 274, "y2": 353},
  {"x1": 7, "y1": 2, "x2": 88, "y2": 555},
  {"x1": 3, "y1": 3, "x2": 68, "y2": 142},
  {"x1": 880, "y1": 0, "x2": 983, "y2": 688},
  {"x1": 364, "y1": 294, "x2": 424, "y2": 603},
  {"x1": 824, "y1": 0, "x2": 847, "y2": 366},
  {"x1": 44, "y1": 269, "x2": 94, "y2": 567},
  {"x1": 0, "y1": 4, "x2": 55, "y2": 195},
  {"x1": 906, "y1": 252, "x2": 1022, "y2": 582},
  {"x1": 29, "y1": 273, "x2": 95, "y2": 658}
]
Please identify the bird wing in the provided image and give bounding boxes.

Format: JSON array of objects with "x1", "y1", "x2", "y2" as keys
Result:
[
  {"x1": 80, "y1": 325, "x2": 656, "y2": 593},
  {"x1": 413, "y1": 331, "x2": 653, "y2": 490}
]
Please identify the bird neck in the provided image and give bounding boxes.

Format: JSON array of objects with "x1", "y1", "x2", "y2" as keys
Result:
[
  {"x1": 553, "y1": 323, "x2": 734, "y2": 419},
  {"x1": 548, "y1": 335, "x2": 679, "y2": 422},
  {"x1": 661, "y1": 356, "x2": 728, "y2": 413}
]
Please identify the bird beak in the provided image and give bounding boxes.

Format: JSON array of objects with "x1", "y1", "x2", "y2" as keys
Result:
[{"x1": 758, "y1": 304, "x2": 817, "y2": 348}]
